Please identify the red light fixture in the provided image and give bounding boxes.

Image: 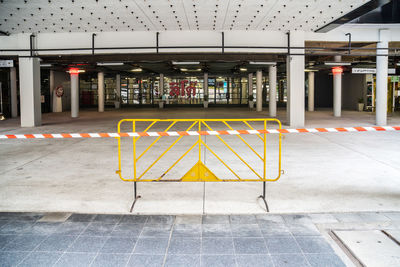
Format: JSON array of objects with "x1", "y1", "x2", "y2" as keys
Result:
[
  {"x1": 68, "y1": 68, "x2": 80, "y2": 75},
  {"x1": 332, "y1": 67, "x2": 343, "y2": 75}
]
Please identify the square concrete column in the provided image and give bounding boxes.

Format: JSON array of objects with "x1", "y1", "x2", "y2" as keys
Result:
[
  {"x1": 18, "y1": 57, "x2": 41, "y2": 127},
  {"x1": 70, "y1": 71, "x2": 79, "y2": 118},
  {"x1": 376, "y1": 29, "x2": 390, "y2": 126},
  {"x1": 248, "y1": 73, "x2": 253, "y2": 106},
  {"x1": 308, "y1": 72, "x2": 315, "y2": 112},
  {"x1": 10, "y1": 67, "x2": 18, "y2": 118},
  {"x1": 256, "y1": 70, "x2": 263, "y2": 112},
  {"x1": 98, "y1": 72, "x2": 104, "y2": 112},
  {"x1": 286, "y1": 31, "x2": 305, "y2": 128},
  {"x1": 333, "y1": 55, "x2": 342, "y2": 117},
  {"x1": 269, "y1": 65, "x2": 277, "y2": 117},
  {"x1": 203, "y1": 73, "x2": 208, "y2": 97},
  {"x1": 116, "y1": 74, "x2": 121, "y2": 108}
]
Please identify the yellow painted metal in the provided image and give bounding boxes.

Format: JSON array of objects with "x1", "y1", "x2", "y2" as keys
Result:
[
  {"x1": 116, "y1": 118, "x2": 283, "y2": 182},
  {"x1": 181, "y1": 161, "x2": 220, "y2": 182}
]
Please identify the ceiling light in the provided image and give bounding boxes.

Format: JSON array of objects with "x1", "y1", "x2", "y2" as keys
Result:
[
  {"x1": 249, "y1": 61, "x2": 276, "y2": 65},
  {"x1": 173, "y1": 61, "x2": 200, "y2": 65},
  {"x1": 304, "y1": 69, "x2": 318, "y2": 72},
  {"x1": 131, "y1": 68, "x2": 142, "y2": 72},
  {"x1": 180, "y1": 68, "x2": 188, "y2": 71},
  {"x1": 40, "y1": 64, "x2": 52, "y2": 67},
  {"x1": 324, "y1": 62, "x2": 351, "y2": 66},
  {"x1": 397, "y1": 62, "x2": 400, "y2": 66},
  {"x1": 67, "y1": 68, "x2": 85, "y2": 74},
  {"x1": 240, "y1": 68, "x2": 247, "y2": 71},
  {"x1": 97, "y1": 62, "x2": 124, "y2": 66}
]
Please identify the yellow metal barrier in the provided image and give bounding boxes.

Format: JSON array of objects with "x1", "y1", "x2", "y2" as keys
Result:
[{"x1": 116, "y1": 118, "x2": 283, "y2": 211}]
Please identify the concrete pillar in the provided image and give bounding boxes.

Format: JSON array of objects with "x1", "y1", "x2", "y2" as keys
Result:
[
  {"x1": 70, "y1": 72, "x2": 79, "y2": 118},
  {"x1": 269, "y1": 65, "x2": 277, "y2": 117},
  {"x1": 256, "y1": 70, "x2": 262, "y2": 111},
  {"x1": 204, "y1": 73, "x2": 208, "y2": 97},
  {"x1": 308, "y1": 72, "x2": 315, "y2": 112},
  {"x1": 333, "y1": 55, "x2": 342, "y2": 117},
  {"x1": 98, "y1": 72, "x2": 104, "y2": 112},
  {"x1": 10, "y1": 67, "x2": 18, "y2": 118},
  {"x1": 286, "y1": 30, "x2": 305, "y2": 128},
  {"x1": 248, "y1": 73, "x2": 253, "y2": 105},
  {"x1": 19, "y1": 57, "x2": 41, "y2": 127},
  {"x1": 376, "y1": 29, "x2": 390, "y2": 125},
  {"x1": 116, "y1": 74, "x2": 121, "y2": 108}
]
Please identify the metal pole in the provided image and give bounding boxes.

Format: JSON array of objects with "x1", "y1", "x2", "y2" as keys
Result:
[{"x1": 92, "y1": 33, "x2": 96, "y2": 55}]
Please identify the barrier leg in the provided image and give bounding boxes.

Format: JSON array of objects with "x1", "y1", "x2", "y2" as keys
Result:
[
  {"x1": 258, "y1": 182, "x2": 269, "y2": 212},
  {"x1": 130, "y1": 182, "x2": 141, "y2": 212}
]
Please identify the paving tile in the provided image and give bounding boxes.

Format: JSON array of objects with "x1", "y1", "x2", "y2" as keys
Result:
[
  {"x1": 201, "y1": 254, "x2": 236, "y2": 267},
  {"x1": 0, "y1": 235, "x2": 18, "y2": 250},
  {"x1": 133, "y1": 237, "x2": 169, "y2": 254},
  {"x1": 141, "y1": 225, "x2": 172, "y2": 238},
  {"x1": 100, "y1": 236, "x2": 136, "y2": 253},
  {"x1": 308, "y1": 213, "x2": 339, "y2": 224},
  {"x1": 81, "y1": 222, "x2": 116, "y2": 236},
  {"x1": 53, "y1": 252, "x2": 96, "y2": 267},
  {"x1": 0, "y1": 251, "x2": 27, "y2": 267},
  {"x1": 91, "y1": 253, "x2": 131, "y2": 267},
  {"x1": 38, "y1": 213, "x2": 71, "y2": 222},
  {"x1": 66, "y1": 213, "x2": 96, "y2": 222},
  {"x1": 202, "y1": 215, "x2": 230, "y2": 224},
  {"x1": 282, "y1": 214, "x2": 313, "y2": 225},
  {"x1": 19, "y1": 251, "x2": 62, "y2": 267},
  {"x1": 333, "y1": 213, "x2": 363, "y2": 223},
  {"x1": 259, "y1": 222, "x2": 292, "y2": 237},
  {"x1": 36, "y1": 234, "x2": 77, "y2": 252},
  {"x1": 296, "y1": 237, "x2": 334, "y2": 253},
  {"x1": 0, "y1": 220, "x2": 8, "y2": 229},
  {"x1": 256, "y1": 214, "x2": 285, "y2": 224},
  {"x1": 92, "y1": 214, "x2": 122, "y2": 224},
  {"x1": 265, "y1": 237, "x2": 302, "y2": 254},
  {"x1": 305, "y1": 253, "x2": 346, "y2": 267},
  {"x1": 176, "y1": 215, "x2": 202, "y2": 224},
  {"x1": 0, "y1": 212, "x2": 43, "y2": 222},
  {"x1": 201, "y1": 237, "x2": 234, "y2": 255},
  {"x1": 236, "y1": 254, "x2": 274, "y2": 267},
  {"x1": 202, "y1": 224, "x2": 231, "y2": 237},
  {"x1": 67, "y1": 236, "x2": 108, "y2": 253},
  {"x1": 357, "y1": 212, "x2": 390, "y2": 222},
  {"x1": 172, "y1": 224, "x2": 201, "y2": 237},
  {"x1": 168, "y1": 237, "x2": 201, "y2": 254},
  {"x1": 0, "y1": 221, "x2": 35, "y2": 235},
  {"x1": 287, "y1": 223, "x2": 321, "y2": 236},
  {"x1": 111, "y1": 223, "x2": 143, "y2": 237},
  {"x1": 53, "y1": 222, "x2": 88, "y2": 235},
  {"x1": 3, "y1": 235, "x2": 46, "y2": 252},
  {"x1": 146, "y1": 215, "x2": 175, "y2": 225},
  {"x1": 119, "y1": 215, "x2": 148, "y2": 224},
  {"x1": 127, "y1": 254, "x2": 164, "y2": 267},
  {"x1": 230, "y1": 215, "x2": 257, "y2": 224},
  {"x1": 25, "y1": 222, "x2": 62, "y2": 235},
  {"x1": 382, "y1": 212, "x2": 400, "y2": 221},
  {"x1": 233, "y1": 237, "x2": 268, "y2": 254},
  {"x1": 231, "y1": 224, "x2": 262, "y2": 237},
  {"x1": 164, "y1": 254, "x2": 200, "y2": 267},
  {"x1": 271, "y1": 253, "x2": 309, "y2": 267}
]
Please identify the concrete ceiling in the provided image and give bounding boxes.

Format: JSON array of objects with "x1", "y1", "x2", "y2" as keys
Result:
[{"x1": 0, "y1": 0, "x2": 370, "y2": 34}]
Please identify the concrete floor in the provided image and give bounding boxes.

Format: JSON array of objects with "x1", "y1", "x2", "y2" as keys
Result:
[{"x1": 1, "y1": 107, "x2": 400, "y2": 214}]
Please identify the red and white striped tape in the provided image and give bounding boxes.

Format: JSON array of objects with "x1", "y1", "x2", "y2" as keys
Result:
[{"x1": 0, "y1": 126, "x2": 399, "y2": 139}]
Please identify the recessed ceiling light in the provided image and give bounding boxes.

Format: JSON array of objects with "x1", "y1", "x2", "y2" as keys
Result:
[
  {"x1": 131, "y1": 68, "x2": 142, "y2": 72},
  {"x1": 97, "y1": 62, "x2": 124, "y2": 66},
  {"x1": 240, "y1": 68, "x2": 247, "y2": 71},
  {"x1": 172, "y1": 61, "x2": 200, "y2": 65}
]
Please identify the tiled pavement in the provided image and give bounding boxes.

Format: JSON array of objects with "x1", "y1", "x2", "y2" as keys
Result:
[{"x1": 1, "y1": 212, "x2": 399, "y2": 267}]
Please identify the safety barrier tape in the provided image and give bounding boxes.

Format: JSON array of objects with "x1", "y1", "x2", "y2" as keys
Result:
[{"x1": 0, "y1": 126, "x2": 399, "y2": 139}]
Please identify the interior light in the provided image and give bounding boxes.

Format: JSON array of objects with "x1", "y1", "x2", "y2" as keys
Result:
[
  {"x1": 40, "y1": 64, "x2": 52, "y2": 67},
  {"x1": 325, "y1": 62, "x2": 351, "y2": 66},
  {"x1": 249, "y1": 61, "x2": 276, "y2": 65},
  {"x1": 332, "y1": 67, "x2": 343, "y2": 75},
  {"x1": 97, "y1": 62, "x2": 124, "y2": 66},
  {"x1": 172, "y1": 61, "x2": 200, "y2": 65},
  {"x1": 180, "y1": 68, "x2": 188, "y2": 71},
  {"x1": 131, "y1": 68, "x2": 142, "y2": 72},
  {"x1": 67, "y1": 68, "x2": 85, "y2": 74},
  {"x1": 240, "y1": 68, "x2": 247, "y2": 71},
  {"x1": 305, "y1": 69, "x2": 318, "y2": 72}
]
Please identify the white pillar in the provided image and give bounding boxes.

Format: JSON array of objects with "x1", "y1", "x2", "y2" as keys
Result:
[
  {"x1": 203, "y1": 73, "x2": 208, "y2": 97},
  {"x1": 333, "y1": 55, "x2": 342, "y2": 117},
  {"x1": 98, "y1": 72, "x2": 104, "y2": 112},
  {"x1": 376, "y1": 29, "x2": 390, "y2": 125},
  {"x1": 19, "y1": 57, "x2": 41, "y2": 127},
  {"x1": 308, "y1": 72, "x2": 315, "y2": 112},
  {"x1": 256, "y1": 70, "x2": 262, "y2": 112},
  {"x1": 286, "y1": 30, "x2": 305, "y2": 128},
  {"x1": 116, "y1": 74, "x2": 121, "y2": 108},
  {"x1": 70, "y1": 72, "x2": 79, "y2": 118},
  {"x1": 269, "y1": 65, "x2": 277, "y2": 117},
  {"x1": 10, "y1": 67, "x2": 18, "y2": 118}
]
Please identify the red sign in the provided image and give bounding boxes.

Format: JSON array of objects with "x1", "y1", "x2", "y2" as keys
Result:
[
  {"x1": 169, "y1": 80, "x2": 197, "y2": 97},
  {"x1": 332, "y1": 67, "x2": 343, "y2": 75}
]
